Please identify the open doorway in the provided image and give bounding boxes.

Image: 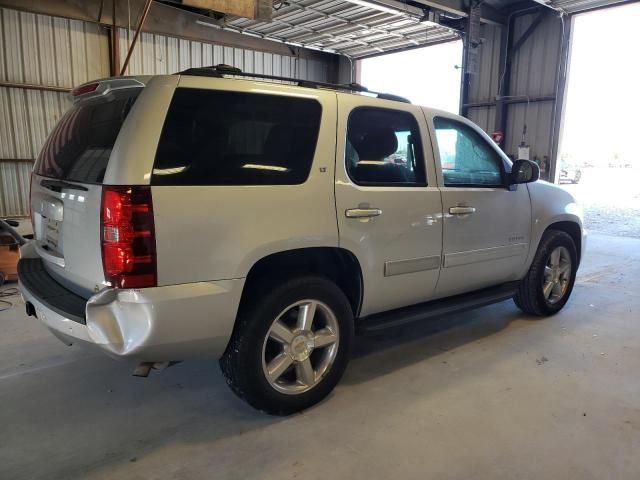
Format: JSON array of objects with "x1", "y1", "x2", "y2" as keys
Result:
[
  {"x1": 358, "y1": 40, "x2": 463, "y2": 114},
  {"x1": 559, "y1": 2, "x2": 640, "y2": 238}
]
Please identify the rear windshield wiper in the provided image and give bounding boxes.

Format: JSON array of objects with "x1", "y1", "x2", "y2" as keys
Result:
[{"x1": 40, "y1": 179, "x2": 89, "y2": 192}]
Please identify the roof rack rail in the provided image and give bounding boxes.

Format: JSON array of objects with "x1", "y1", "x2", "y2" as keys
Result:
[{"x1": 178, "y1": 64, "x2": 411, "y2": 104}]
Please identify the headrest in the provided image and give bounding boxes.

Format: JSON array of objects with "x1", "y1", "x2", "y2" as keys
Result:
[{"x1": 356, "y1": 127, "x2": 398, "y2": 160}]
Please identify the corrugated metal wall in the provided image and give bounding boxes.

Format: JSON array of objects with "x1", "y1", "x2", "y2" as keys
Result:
[
  {"x1": 0, "y1": 7, "x2": 109, "y2": 216},
  {"x1": 466, "y1": 23, "x2": 502, "y2": 136},
  {"x1": 0, "y1": 89, "x2": 68, "y2": 216},
  {"x1": 117, "y1": 29, "x2": 330, "y2": 81},
  {"x1": 0, "y1": 7, "x2": 331, "y2": 217},
  {"x1": 507, "y1": 13, "x2": 564, "y2": 166},
  {"x1": 466, "y1": 12, "x2": 566, "y2": 173},
  {"x1": 0, "y1": 8, "x2": 110, "y2": 87}
]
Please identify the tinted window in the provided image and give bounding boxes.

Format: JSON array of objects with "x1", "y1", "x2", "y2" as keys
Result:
[
  {"x1": 34, "y1": 90, "x2": 140, "y2": 183},
  {"x1": 152, "y1": 89, "x2": 322, "y2": 186},
  {"x1": 433, "y1": 117, "x2": 504, "y2": 187},
  {"x1": 346, "y1": 108, "x2": 426, "y2": 186}
]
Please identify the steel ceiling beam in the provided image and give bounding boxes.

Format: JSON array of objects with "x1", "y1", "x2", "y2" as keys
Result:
[{"x1": 407, "y1": 0, "x2": 506, "y2": 25}]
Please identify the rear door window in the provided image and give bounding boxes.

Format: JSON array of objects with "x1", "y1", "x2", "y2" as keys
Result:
[
  {"x1": 345, "y1": 107, "x2": 426, "y2": 187},
  {"x1": 152, "y1": 89, "x2": 322, "y2": 186},
  {"x1": 34, "y1": 90, "x2": 140, "y2": 183}
]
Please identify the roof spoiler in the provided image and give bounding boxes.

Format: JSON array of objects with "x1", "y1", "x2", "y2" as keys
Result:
[{"x1": 70, "y1": 78, "x2": 145, "y2": 103}]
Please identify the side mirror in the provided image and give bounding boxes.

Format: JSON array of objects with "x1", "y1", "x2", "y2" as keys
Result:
[{"x1": 509, "y1": 159, "x2": 539, "y2": 185}]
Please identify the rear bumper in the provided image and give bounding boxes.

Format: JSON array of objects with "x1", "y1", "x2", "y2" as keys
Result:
[{"x1": 18, "y1": 245, "x2": 245, "y2": 361}]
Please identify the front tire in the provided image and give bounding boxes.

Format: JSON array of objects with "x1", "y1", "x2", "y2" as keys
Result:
[
  {"x1": 514, "y1": 230, "x2": 578, "y2": 316},
  {"x1": 220, "y1": 276, "x2": 354, "y2": 415}
]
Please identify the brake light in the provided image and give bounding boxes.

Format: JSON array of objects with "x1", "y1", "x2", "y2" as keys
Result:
[
  {"x1": 71, "y1": 82, "x2": 99, "y2": 97},
  {"x1": 100, "y1": 186, "x2": 156, "y2": 288}
]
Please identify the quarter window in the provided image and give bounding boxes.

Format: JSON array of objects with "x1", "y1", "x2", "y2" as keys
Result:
[
  {"x1": 153, "y1": 89, "x2": 322, "y2": 186},
  {"x1": 433, "y1": 117, "x2": 504, "y2": 187},
  {"x1": 346, "y1": 108, "x2": 426, "y2": 186}
]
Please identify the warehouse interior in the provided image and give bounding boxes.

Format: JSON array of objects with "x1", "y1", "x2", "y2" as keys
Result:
[{"x1": 1, "y1": 0, "x2": 639, "y2": 478}]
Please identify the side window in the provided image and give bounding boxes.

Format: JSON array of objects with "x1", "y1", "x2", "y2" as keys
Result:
[
  {"x1": 433, "y1": 117, "x2": 504, "y2": 187},
  {"x1": 152, "y1": 89, "x2": 322, "y2": 186},
  {"x1": 346, "y1": 107, "x2": 426, "y2": 186}
]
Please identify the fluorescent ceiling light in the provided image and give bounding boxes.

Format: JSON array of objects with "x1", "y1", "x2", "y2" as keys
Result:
[{"x1": 343, "y1": 0, "x2": 404, "y2": 16}]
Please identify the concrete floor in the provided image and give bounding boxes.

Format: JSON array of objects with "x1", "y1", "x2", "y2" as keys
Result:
[{"x1": 1, "y1": 232, "x2": 638, "y2": 480}]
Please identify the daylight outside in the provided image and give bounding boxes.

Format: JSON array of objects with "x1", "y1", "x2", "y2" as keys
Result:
[
  {"x1": 362, "y1": 5, "x2": 640, "y2": 239},
  {"x1": 558, "y1": 2, "x2": 640, "y2": 238}
]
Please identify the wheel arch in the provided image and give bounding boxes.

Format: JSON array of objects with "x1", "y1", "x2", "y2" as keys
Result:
[
  {"x1": 544, "y1": 220, "x2": 583, "y2": 263},
  {"x1": 240, "y1": 247, "x2": 364, "y2": 318}
]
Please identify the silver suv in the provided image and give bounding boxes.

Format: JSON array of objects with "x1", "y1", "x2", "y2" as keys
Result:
[{"x1": 19, "y1": 66, "x2": 586, "y2": 414}]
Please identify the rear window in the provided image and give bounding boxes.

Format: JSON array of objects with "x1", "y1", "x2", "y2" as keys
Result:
[
  {"x1": 34, "y1": 90, "x2": 140, "y2": 183},
  {"x1": 152, "y1": 88, "x2": 322, "y2": 186}
]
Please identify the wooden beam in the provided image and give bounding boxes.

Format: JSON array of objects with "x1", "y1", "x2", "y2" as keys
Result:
[{"x1": 180, "y1": 0, "x2": 272, "y2": 20}]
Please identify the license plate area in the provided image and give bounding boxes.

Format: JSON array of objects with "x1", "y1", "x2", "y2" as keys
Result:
[
  {"x1": 45, "y1": 218, "x2": 61, "y2": 250},
  {"x1": 32, "y1": 192, "x2": 64, "y2": 255},
  {"x1": 45, "y1": 218, "x2": 60, "y2": 250}
]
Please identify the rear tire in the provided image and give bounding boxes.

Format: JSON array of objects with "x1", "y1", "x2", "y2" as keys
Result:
[
  {"x1": 220, "y1": 276, "x2": 354, "y2": 415},
  {"x1": 514, "y1": 230, "x2": 578, "y2": 316}
]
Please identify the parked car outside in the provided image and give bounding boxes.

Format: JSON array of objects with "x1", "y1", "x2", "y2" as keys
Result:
[{"x1": 559, "y1": 163, "x2": 582, "y2": 184}]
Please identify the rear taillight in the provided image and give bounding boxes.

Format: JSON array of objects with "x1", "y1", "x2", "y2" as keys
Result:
[{"x1": 100, "y1": 186, "x2": 156, "y2": 289}]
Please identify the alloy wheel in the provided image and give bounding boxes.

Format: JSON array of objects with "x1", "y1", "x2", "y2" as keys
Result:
[
  {"x1": 261, "y1": 300, "x2": 340, "y2": 395},
  {"x1": 543, "y1": 246, "x2": 572, "y2": 304}
]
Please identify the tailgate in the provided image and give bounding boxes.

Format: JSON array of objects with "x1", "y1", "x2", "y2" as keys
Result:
[
  {"x1": 31, "y1": 175, "x2": 103, "y2": 296},
  {"x1": 30, "y1": 81, "x2": 143, "y2": 296}
]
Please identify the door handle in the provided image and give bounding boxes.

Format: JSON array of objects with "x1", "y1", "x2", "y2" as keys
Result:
[
  {"x1": 449, "y1": 206, "x2": 476, "y2": 215},
  {"x1": 345, "y1": 208, "x2": 382, "y2": 218}
]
